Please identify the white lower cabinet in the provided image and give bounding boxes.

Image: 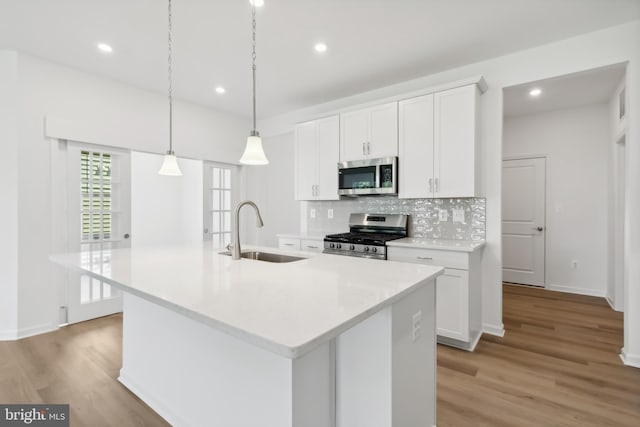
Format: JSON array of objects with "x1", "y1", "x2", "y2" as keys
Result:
[
  {"x1": 278, "y1": 236, "x2": 324, "y2": 253},
  {"x1": 387, "y1": 246, "x2": 482, "y2": 351}
]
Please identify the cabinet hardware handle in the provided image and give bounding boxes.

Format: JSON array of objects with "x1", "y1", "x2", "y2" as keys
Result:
[
  {"x1": 283, "y1": 243, "x2": 294, "y2": 246},
  {"x1": 417, "y1": 256, "x2": 433, "y2": 260},
  {"x1": 367, "y1": 142, "x2": 371, "y2": 155},
  {"x1": 428, "y1": 178, "x2": 433, "y2": 193},
  {"x1": 307, "y1": 245, "x2": 319, "y2": 249},
  {"x1": 535, "y1": 226, "x2": 544, "y2": 232},
  {"x1": 434, "y1": 178, "x2": 439, "y2": 193}
]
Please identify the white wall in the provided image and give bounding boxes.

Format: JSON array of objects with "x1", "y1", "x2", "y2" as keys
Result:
[
  {"x1": 256, "y1": 20, "x2": 640, "y2": 358},
  {"x1": 8, "y1": 52, "x2": 247, "y2": 338},
  {"x1": 131, "y1": 152, "x2": 204, "y2": 247},
  {"x1": 504, "y1": 104, "x2": 610, "y2": 296},
  {"x1": 244, "y1": 133, "x2": 300, "y2": 247},
  {"x1": 0, "y1": 51, "x2": 19, "y2": 338}
]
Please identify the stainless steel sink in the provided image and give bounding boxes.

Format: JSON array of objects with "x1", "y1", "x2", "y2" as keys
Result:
[{"x1": 219, "y1": 251, "x2": 304, "y2": 263}]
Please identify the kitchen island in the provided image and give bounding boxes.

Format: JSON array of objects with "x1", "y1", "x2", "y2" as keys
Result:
[{"x1": 51, "y1": 244, "x2": 443, "y2": 427}]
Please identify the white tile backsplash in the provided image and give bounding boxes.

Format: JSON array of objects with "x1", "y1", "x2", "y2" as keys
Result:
[{"x1": 306, "y1": 197, "x2": 485, "y2": 240}]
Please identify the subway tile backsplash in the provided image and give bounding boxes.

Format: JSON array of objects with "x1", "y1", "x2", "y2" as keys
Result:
[{"x1": 307, "y1": 197, "x2": 485, "y2": 241}]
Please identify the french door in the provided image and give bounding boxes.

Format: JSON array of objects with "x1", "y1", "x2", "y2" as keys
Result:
[
  {"x1": 203, "y1": 162, "x2": 238, "y2": 249},
  {"x1": 66, "y1": 144, "x2": 131, "y2": 324}
]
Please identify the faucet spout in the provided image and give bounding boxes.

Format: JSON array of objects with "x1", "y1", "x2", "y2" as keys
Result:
[{"x1": 232, "y1": 200, "x2": 264, "y2": 260}]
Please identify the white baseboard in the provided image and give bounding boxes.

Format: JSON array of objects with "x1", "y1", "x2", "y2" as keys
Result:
[
  {"x1": 0, "y1": 323, "x2": 57, "y2": 341},
  {"x1": 547, "y1": 284, "x2": 605, "y2": 298},
  {"x1": 0, "y1": 329, "x2": 18, "y2": 340},
  {"x1": 605, "y1": 296, "x2": 623, "y2": 312},
  {"x1": 118, "y1": 370, "x2": 189, "y2": 427},
  {"x1": 482, "y1": 323, "x2": 505, "y2": 337},
  {"x1": 620, "y1": 349, "x2": 640, "y2": 369},
  {"x1": 18, "y1": 323, "x2": 57, "y2": 339}
]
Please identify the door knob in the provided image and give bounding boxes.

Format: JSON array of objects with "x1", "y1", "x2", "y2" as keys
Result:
[{"x1": 536, "y1": 226, "x2": 544, "y2": 232}]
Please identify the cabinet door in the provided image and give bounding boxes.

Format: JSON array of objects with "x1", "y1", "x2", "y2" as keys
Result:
[
  {"x1": 398, "y1": 94, "x2": 434, "y2": 198},
  {"x1": 436, "y1": 268, "x2": 469, "y2": 341},
  {"x1": 434, "y1": 85, "x2": 478, "y2": 197},
  {"x1": 300, "y1": 239, "x2": 324, "y2": 253},
  {"x1": 316, "y1": 116, "x2": 340, "y2": 200},
  {"x1": 340, "y1": 109, "x2": 368, "y2": 161},
  {"x1": 368, "y1": 102, "x2": 398, "y2": 159},
  {"x1": 294, "y1": 121, "x2": 318, "y2": 201},
  {"x1": 278, "y1": 238, "x2": 301, "y2": 251}
]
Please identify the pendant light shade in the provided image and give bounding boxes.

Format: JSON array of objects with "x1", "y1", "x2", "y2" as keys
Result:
[
  {"x1": 240, "y1": 133, "x2": 268, "y2": 165},
  {"x1": 158, "y1": 0, "x2": 183, "y2": 176},
  {"x1": 240, "y1": 2, "x2": 269, "y2": 165},
  {"x1": 159, "y1": 151, "x2": 183, "y2": 176}
]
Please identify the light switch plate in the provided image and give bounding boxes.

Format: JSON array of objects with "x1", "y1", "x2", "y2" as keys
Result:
[
  {"x1": 327, "y1": 209, "x2": 334, "y2": 219},
  {"x1": 438, "y1": 209, "x2": 449, "y2": 222},
  {"x1": 452, "y1": 208, "x2": 465, "y2": 224},
  {"x1": 310, "y1": 208, "x2": 316, "y2": 219}
]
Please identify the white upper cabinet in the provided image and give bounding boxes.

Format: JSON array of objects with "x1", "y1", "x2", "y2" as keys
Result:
[
  {"x1": 398, "y1": 84, "x2": 480, "y2": 198},
  {"x1": 399, "y1": 94, "x2": 435, "y2": 199},
  {"x1": 294, "y1": 116, "x2": 340, "y2": 201},
  {"x1": 434, "y1": 84, "x2": 480, "y2": 198},
  {"x1": 340, "y1": 102, "x2": 398, "y2": 162}
]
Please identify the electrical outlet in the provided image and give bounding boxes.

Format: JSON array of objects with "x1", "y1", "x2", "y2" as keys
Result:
[
  {"x1": 327, "y1": 209, "x2": 334, "y2": 219},
  {"x1": 412, "y1": 310, "x2": 422, "y2": 342},
  {"x1": 310, "y1": 208, "x2": 316, "y2": 219},
  {"x1": 438, "y1": 209, "x2": 449, "y2": 222},
  {"x1": 452, "y1": 208, "x2": 465, "y2": 224}
]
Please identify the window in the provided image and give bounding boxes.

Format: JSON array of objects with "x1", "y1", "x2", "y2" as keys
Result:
[
  {"x1": 79, "y1": 149, "x2": 122, "y2": 304},
  {"x1": 205, "y1": 163, "x2": 237, "y2": 249}
]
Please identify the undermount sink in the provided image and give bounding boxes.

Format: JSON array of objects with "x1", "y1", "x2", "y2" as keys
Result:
[{"x1": 219, "y1": 251, "x2": 305, "y2": 263}]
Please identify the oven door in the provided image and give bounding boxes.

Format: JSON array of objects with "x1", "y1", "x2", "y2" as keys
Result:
[{"x1": 338, "y1": 157, "x2": 397, "y2": 196}]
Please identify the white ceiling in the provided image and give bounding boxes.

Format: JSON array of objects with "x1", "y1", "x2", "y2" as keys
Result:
[
  {"x1": 503, "y1": 64, "x2": 626, "y2": 117},
  {"x1": 1, "y1": 0, "x2": 639, "y2": 119}
]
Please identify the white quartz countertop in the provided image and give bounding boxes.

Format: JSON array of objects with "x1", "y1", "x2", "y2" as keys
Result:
[
  {"x1": 50, "y1": 244, "x2": 442, "y2": 359},
  {"x1": 387, "y1": 238, "x2": 485, "y2": 252}
]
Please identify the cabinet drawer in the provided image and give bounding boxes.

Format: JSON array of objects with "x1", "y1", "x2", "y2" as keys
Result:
[
  {"x1": 278, "y1": 238, "x2": 301, "y2": 251},
  {"x1": 301, "y1": 239, "x2": 323, "y2": 253},
  {"x1": 387, "y1": 247, "x2": 468, "y2": 270}
]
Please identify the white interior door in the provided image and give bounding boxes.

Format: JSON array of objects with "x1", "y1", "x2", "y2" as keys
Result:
[
  {"x1": 66, "y1": 144, "x2": 131, "y2": 323},
  {"x1": 502, "y1": 157, "x2": 546, "y2": 286}
]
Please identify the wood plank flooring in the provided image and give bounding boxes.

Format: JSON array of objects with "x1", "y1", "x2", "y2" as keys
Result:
[
  {"x1": 0, "y1": 284, "x2": 638, "y2": 426},
  {"x1": 0, "y1": 314, "x2": 169, "y2": 427},
  {"x1": 437, "y1": 284, "x2": 640, "y2": 427}
]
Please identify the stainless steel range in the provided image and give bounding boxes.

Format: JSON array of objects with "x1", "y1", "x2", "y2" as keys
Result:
[{"x1": 323, "y1": 213, "x2": 408, "y2": 260}]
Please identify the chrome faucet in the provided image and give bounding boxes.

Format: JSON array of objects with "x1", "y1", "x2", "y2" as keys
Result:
[{"x1": 232, "y1": 200, "x2": 264, "y2": 260}]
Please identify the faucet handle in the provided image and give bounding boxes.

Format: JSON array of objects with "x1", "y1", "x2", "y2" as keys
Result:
[{"x1": 225, "y1": 243, "x2": 233, "y2": 251}]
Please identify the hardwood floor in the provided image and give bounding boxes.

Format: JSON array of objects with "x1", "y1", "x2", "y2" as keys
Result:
[
  {"x1": 437, "y1": 284, "x2": 640, "y2": 427},
  {"x1": 1, "y1": 284, "x2": 638, "y2": 426},
  {"x1": 0, "y1": 314, "x2": 168, "y2": 427}
]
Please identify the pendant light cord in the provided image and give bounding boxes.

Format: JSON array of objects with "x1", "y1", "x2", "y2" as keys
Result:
[
  {"x1": 251, "y1": 3, "x2": 258, "y2": 135},
  {"x1": 168, "y1": 0, "x2": 174, "y2": 154}
]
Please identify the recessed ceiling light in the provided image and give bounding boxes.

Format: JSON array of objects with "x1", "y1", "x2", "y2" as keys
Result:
[
  {"x1": 215, "y1": 86, "x2": 226, "y2": 94},
  {"x1": 314, "y1": 43, "x2": 328, "y2": 53},
  {"x1": 97, "y1": 43, "x2": 113, "y2": 53},
  {"x1": 250, "y1": 0, "x2": 264, "y2": 7},
  {"x1": 529, "y1": 88, "x2": 542, "y2": 97}
]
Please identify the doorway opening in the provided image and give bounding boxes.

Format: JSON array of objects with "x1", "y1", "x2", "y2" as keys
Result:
[{"x1": 501, "y1": 63, "x2": 627, "y2": 303}]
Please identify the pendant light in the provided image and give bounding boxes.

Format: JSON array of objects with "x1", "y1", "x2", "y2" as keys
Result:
[
  {"x1": 158, "y1": 0, "x2": 183, "y2": 176},
  {"x1": 239, "y1": 1, "x2": 269, "y2": 165}
]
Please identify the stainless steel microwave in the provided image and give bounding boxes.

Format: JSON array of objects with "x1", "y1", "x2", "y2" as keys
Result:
[{"x1": 338, "y1": 157, "x2": 397, "y2": 196}]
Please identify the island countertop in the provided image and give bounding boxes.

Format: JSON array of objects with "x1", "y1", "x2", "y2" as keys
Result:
[{"x1": 50, "y1": 244, "x2": 443, "y2": 359}]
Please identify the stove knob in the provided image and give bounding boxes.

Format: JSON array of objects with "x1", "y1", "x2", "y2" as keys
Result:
[
  {"x1": 364, "y1": 246, "x2": 370, "y2": 252},
  {"x1": 336, "y1": 243, "x2": 342, "y2": 249},
  {"x1": 329, "y1": 243, "x2": 335, "y2": 249},
  {"x1": 372, "y1": 247, "x2": 378, "y2": 253},
  {"x1": 349, "y1": 244, "x2": 355, "y2": 251}
]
